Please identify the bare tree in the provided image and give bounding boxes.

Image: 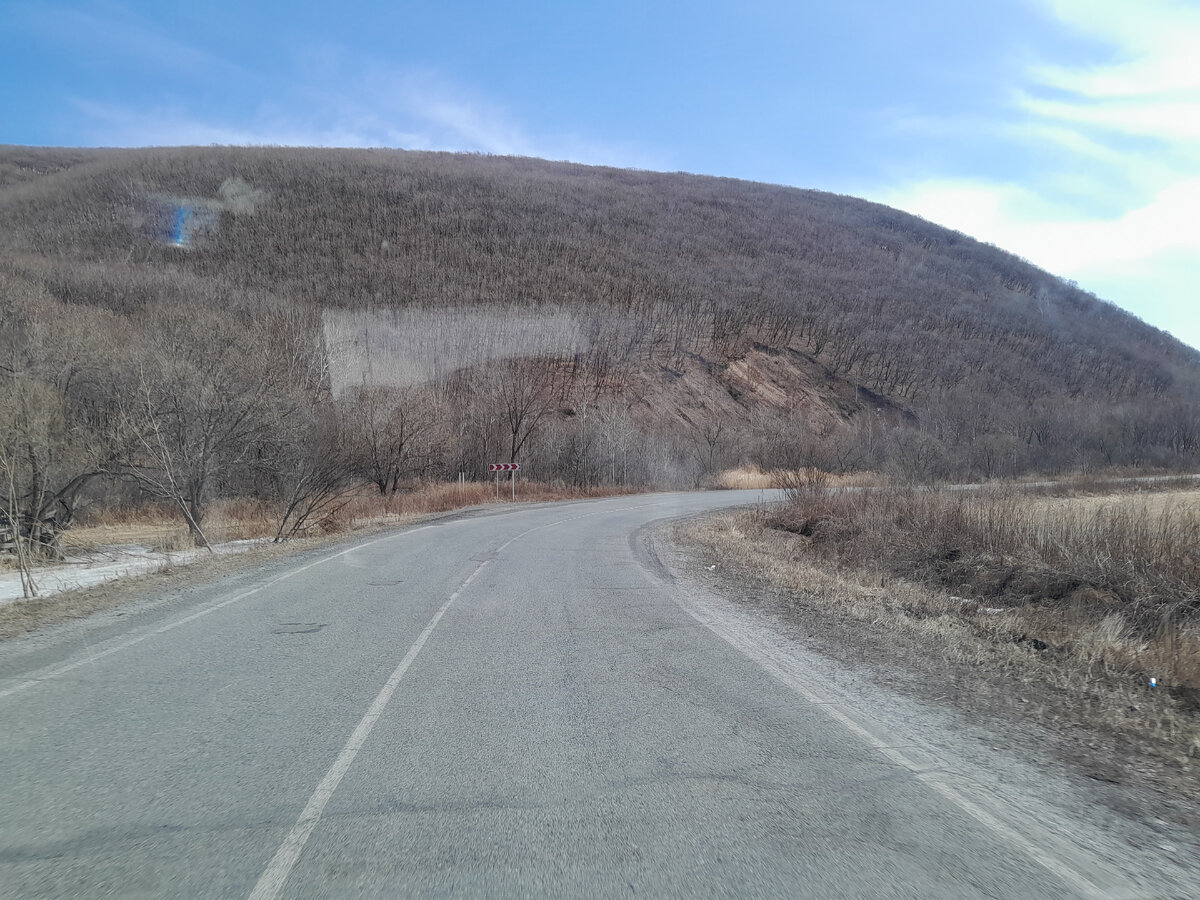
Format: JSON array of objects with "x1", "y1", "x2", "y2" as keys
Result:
[
  {"x1": 342, "y1": 385, "x2": 441, "y2": 494},
  {"x1": 265, "y1": 404, "x2": 356, "y2": 541},
  {"x1": 0, "y1": 281, "x2": 122, "y2": 558},
  {"x1": 491, "y1": 359, "x2": 559, "y2": 465},
  {"x1": 3, "y1": 144, "x2": 1200, "y2": 502},
  {"x1": 688, "y1": 418, "x2": 735, "y2": 487},
  {"x1": 112, "y1": 306, "x2": 287, "y2": 548},
  {"x1": 0, "y1": 446, "x2": 38, "y2": 597},
  {"x1": 597, "y1": 400, "x2": 638, "y2": 484}
]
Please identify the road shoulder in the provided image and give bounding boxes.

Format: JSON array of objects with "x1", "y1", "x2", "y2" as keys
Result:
[{"x1": 639, "y1": 515, "x2": 1200, "y2": 895}]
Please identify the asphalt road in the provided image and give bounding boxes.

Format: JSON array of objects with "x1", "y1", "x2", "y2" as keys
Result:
[{"x1": 0, "y1": 491, "x2": 1188, "y2": 898}]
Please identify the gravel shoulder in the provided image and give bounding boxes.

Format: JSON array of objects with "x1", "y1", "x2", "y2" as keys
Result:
[{"x1": 655, "y1": 513, "x2": 1200, "y2": 863}]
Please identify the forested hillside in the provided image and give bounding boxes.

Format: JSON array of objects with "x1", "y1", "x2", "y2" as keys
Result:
[{"x1": 1, "y1": 145, "x2": 1197, "y2": 550}]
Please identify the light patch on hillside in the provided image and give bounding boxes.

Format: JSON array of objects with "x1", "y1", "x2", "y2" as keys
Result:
[
  {"x1": 323, "y1": 306, "x2": 593, "y2": 394},
  {"x1": 136, "y1": 177, "x2": 266, "y2": 248}
]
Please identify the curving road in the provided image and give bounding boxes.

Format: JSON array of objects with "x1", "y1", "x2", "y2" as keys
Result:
[{"x1": 0, "y1": 492, "x2": 1186, "y2": 898}]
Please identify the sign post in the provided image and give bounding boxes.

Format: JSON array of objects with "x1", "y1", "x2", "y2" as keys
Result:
[{"x1": 488, "y1": 463, "x2": 520, "y2": 501}]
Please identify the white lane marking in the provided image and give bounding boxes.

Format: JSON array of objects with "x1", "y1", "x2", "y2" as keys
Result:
[
  {"x1": 0, "y1": 495, "x2": 696, "y2": 702},
  {"x1": 246, "y1": 562, "x2": 485, "y2": 900},
  {"x1": 672, "y1": 596, "x2": 1131, "y2": 900},
  {"x1": 245, "y1": 505, "x2": 646, "y2": 899},
  {"x1": 0, "y1": 526, "x2": 436, "y2": 702},
  {"x1": 3, "y1": 492, "x2": 746, "y2": 704}
]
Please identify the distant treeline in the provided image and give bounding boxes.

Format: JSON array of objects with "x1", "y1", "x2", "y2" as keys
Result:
[{"x1": 0, "y1": 146, "x2": 1197, "y2": 551}]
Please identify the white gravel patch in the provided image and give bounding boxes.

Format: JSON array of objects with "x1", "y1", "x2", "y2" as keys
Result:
[{"x1": 0, "y1": 539, "x2": 268, "y2": 606}]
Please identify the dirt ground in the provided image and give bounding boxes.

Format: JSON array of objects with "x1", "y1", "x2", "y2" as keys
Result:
[{"x1": 670, "y1": 512, "x2": 1200, "y2": 836}]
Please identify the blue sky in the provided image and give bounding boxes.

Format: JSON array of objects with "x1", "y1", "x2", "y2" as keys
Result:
[{"x1": 3, "y1": 0, "x2": 1198, "y2": 349}]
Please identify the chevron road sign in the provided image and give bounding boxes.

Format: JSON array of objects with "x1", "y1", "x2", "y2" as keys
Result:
[{"x1": 489, "y1": 463, "x2": 521, "y2": 499}]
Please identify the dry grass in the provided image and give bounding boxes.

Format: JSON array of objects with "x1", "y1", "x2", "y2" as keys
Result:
[
  {"x1": 715, "y1": 466, "x2": 779, "y2": 490},
  {"x1": 766, "y1": 485, "x2": 1200, "y2": 691},
  {"x1": 64, "y1": 498, "x2": 278, "y2": 552},
  {"x1": 1016, "y1": 471, "x2": 1200, "y2": 494},
  {"x1": 678, "y1": 483, "x2": 1200, "y2": 792},
  {"x1": 62, "y1": 480, "x2": 639, "y2": 553},
  {"x1": 62, "y1": 523, "x2": 192, "y2": 553},
  {"x1": 715, "y1": 465, "x2": 881, "y2": 491},
  {"x1": 1023, "y1": 487, "x2": 1200, "y2": 519}
]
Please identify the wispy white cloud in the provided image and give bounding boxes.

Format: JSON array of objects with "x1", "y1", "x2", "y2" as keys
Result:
[
  {"x1": 1017, "y1": 93, "x2": 1200, "y2": 144},
  {"x1": 12, "y1": 2, "x2": 655, "y2": 166},
  {"x1": 1032, "y1": 0, "x2": 1200, "y2": 97},
  {"x1": 874, "y1": 0, "x2": 1200, "y2": 348},
  {"x1": 70, "y1": 53, "x2": 661, "y2": 170},
  {"x1": 881, "y1": 177, "x2": 1200, "y2": 273},
  {"x1": 389, "y1": 73, "x2": 536, "y2": 156}
]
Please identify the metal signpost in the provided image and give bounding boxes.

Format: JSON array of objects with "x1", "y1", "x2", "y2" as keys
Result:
[{"x1": 488, "y1": 463, "x2": 520, "y2": 500}]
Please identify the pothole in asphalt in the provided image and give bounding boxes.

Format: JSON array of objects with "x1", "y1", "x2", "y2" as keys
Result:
[{"x1": 272, "y1": 623, "x2": 328, "y2": 635}]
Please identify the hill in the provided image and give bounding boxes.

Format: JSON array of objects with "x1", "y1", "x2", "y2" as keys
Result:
[{"x1": 0, "y1": 145, "x2": 1197, "y2": 544}]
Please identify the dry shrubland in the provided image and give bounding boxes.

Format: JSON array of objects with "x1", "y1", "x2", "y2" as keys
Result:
[
  {"x1": 3, "y1": 145, "x2": 1200, "y2": 584},
  {"x1": 768, "y1": 486, "x2": 1200, "y2": 692},
  {"x1": 61, "y1": 480, "x2": 636, "y2": 553},
  {"x1": 715, "y1": 465, "x2": 881, "y2": 491},
  {"x1": 682, "y1": 484, "x2": 1200, "y2": 782}
]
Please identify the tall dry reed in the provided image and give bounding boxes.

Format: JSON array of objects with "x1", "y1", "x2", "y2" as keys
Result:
[{"x1": 768, "y1": 486, "x2": 1200, "y2": 691}]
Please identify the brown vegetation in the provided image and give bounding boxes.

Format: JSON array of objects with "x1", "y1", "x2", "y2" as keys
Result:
[
  {"x1": 679, "y1": 484, "x2": 1200, "y2": 796},
  {"x1": 1, "y1": 145, "x2": 1198, "y2": 584},
  {"x1": 60, "y1": 479, "x2": 636, "y2": 551},
  {"x1": 768, "y1": 485, "x2": 1200, "y2": 694}
]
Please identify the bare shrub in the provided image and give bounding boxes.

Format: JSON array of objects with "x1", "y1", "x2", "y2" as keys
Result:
[
  {"x1": 774, "y1": 466, "x2": 830, "y2": 500},
  {"x1": 1073, "y1": 614, "x2": 1133, "y2": 669},
  {"x1": 765, "y1": 485, "x2": 1200, "y2": 690},
  {"x1": 681, "y1": 504, "x2": 1200, "y2": 794}
]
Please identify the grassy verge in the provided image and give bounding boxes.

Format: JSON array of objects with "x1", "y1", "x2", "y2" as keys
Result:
[
  {"x1": 62, "y1": 480, "x2": 638, "y2": 551},
  {"x1": 714, "y1": 465, "x2": 881, "y2": 491},
  {"x1": 677, "y1": 483, "x2": 1200, "y2": 802}
]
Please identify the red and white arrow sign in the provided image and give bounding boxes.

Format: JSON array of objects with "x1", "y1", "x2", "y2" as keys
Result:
[{"x1": 488, "y1": 463, "x2": 521, "y2": 472}]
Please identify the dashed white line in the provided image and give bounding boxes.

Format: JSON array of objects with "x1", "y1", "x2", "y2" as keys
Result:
[
  {"x1": 244, "y1": 504, "x2": 662, "y2": 900},
  {"x1": 246, "y1": 561, "x2": 484, "y2": 900}
]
